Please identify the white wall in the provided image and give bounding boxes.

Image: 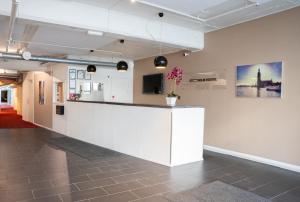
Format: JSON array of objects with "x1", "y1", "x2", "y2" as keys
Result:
[
  {"x1": 51, "y1": 60, "x2": 134, "y2": 134},
  {"x1": 51, "y1": 64, "x2": 68, "y2": 134},
  {"x1": 68, "y1": 62, "x2": 134, "y2": 103}
]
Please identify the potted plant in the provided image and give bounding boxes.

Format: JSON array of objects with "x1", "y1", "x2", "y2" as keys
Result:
[{"x1": 166, "y1": 66, "x2": 183, "y2": 106}]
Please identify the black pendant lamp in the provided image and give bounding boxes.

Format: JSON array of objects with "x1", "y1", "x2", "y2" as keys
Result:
[
  {"x1": 154, "y1": 56, "x2": 168, "y2": 69},
  {"x1": 87, "y1": 65, "x2": 96, "y2": 73},
  {"x1": 117, "y1": 61, "x2": 128, "y2": 72}
]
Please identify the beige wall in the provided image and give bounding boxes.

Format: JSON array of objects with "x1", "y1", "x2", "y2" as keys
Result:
[
  {"x1": 34, "y1": 72, "x2": 53, "y2": 128},
  {"x1": 134, "y1": 7, "x2": 300, "y2": 166},
  {"x1": 22, "y1": 72, "x2": 34, "y2": 123},
  {"x1": 12, "y1": 85, "x2": 22, "y2": 115}
]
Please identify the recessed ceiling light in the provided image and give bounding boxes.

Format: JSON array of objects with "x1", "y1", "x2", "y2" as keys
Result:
[
  {"x1": 87, "y1": 30, "x2": 104, "y2": 36},
  {"x1": 131, "y1": 0, "x2": 136, "y2": 3}
]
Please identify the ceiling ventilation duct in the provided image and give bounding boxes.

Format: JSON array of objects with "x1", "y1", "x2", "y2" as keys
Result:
[{"x1": 0, "y1": 52, "x2": 117, "y2": 67}]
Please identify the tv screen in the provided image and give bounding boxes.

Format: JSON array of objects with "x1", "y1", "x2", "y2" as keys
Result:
[{"x1": 143, "y1": 73, "x2": 164, "y2": 94}]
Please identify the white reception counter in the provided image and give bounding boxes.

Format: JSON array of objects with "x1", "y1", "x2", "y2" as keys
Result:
[{"x1": 66, "y1": 100, "x2": 205, "y2": 167}]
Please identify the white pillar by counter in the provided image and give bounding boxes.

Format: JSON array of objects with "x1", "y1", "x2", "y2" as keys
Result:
[{"x1": 66, "y1": 101, "x2": 205, "y2": 167}]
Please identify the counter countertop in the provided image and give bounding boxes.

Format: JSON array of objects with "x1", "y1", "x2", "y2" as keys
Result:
[{"x1": 67, "y1": 100, "x2": 202, "y2": 109}]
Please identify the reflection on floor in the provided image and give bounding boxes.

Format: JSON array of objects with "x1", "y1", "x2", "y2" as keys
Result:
[
  {"x1": 0, "y1": 106, "x2": 37, "y2": 128},
  {"x1": 0, "y1": 128, "x2": 299, "y2": 202}
]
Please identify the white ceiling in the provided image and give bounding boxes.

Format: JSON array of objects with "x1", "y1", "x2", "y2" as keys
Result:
[
  {"x1": 139, "y1": 0, "x2": 230, "y2": 16},
  {"x1": 136, "y1": 0, "x2": 300, "y2": 31},
  {"x1": 0, "y1": 0, "x2": 299, "y2": 71}
]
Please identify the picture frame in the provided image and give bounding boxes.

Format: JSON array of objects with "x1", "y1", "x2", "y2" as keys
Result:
[
  {"x1": 236, "y1": 61, "x2": 282, "y2": 98},
  {"x1": 69, "y1": 79, "x2": 76, "y2": 89},
  {"x1": 77, "y1": 70, "x2": 85, "y2": 80},
  {"x1": 69, "y1": 69, "x2": 76, "y2": 80}
]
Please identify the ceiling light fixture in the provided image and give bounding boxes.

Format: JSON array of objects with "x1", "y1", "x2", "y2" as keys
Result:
[
  {"x1": 154, "y1": 12, "x2": 168, "y2": 69},
  {"x1": 117, "y1": 61, "x2": 128, "y2": 72},
  {"x1": 87, "y1": 30, "x2": 104, "y2": 36},
  {"x1": 154, "y1": 56, "x2": 168, "y2": 69},
  {"x1": 87, "y1": 65, "x2": 96, "y2": 73}
]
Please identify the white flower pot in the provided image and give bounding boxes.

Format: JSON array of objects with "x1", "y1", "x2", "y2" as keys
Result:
[{"x1": 166, "y1": 97, "x2": 177, "y2": 106}]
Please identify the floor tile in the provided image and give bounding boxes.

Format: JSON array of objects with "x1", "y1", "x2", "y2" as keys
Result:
[
  {"x1": 91, "y1": 191, "x2": 138, "y2": 202},
  {"x1": 76, "y1": 178, "x2": 116, "y2": 190},
  {"x1": 272, "y1": 186, "x2": 300, "y2": 202},
  {"x1": 33, "y1": 184, "x2": 78, "y2": 198},
  {"x1": 61, "y1": 187, "x2": 107, "y2": 201},
  {"x1": 103, "y1": 181, "x2": 144, "y2": 194},
  {"x1": 131, "y1": 183, "x2": 171, "y2": 198}
]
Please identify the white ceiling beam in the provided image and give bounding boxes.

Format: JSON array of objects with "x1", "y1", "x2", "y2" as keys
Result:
[{"x1": 0, "y1": 0, "x2": 204, "y2": 51}]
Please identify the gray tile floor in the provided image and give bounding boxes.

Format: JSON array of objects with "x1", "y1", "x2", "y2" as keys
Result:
[{"x1": 0, "y1": 128, "x2": 299, "y2": 202}]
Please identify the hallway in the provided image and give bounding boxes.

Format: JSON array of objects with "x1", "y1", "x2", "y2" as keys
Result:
[
  {"x1": 0, "y1": 105, "x2": 37, "y2": 128},
  {"x1": 0, "y1": 128, "x2": 299, "y2": 202}
]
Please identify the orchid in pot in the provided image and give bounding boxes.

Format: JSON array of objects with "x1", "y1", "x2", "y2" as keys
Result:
[{"x1": 166, "y1": 66, "x2": 183, "y2": 106}]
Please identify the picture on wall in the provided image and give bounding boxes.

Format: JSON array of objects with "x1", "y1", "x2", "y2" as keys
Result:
[
  {"x1": 236, "y1": 61, "x2": 282, "y2": 98},
  {"x1": 38, "y1": 81, "x2": 45, "y2": 104},
  {"x1": 69, "y1": 69, "x2": 76, "y2": 80},
  {"x1": 77, "y1": 70, "x2": 85, "y2": 79},
  {"x1": 69, "y1": 79, "x2": 76, "y2": 89}
]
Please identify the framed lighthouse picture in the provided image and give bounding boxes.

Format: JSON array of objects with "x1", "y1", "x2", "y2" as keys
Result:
[{"x1": 236, "y1": 61, "x2": 282, "y2": 98}]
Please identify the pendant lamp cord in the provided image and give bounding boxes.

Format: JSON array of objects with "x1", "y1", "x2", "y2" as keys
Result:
[{"x1": 159, "y1": 15, "x2": 163, "y2": 55}]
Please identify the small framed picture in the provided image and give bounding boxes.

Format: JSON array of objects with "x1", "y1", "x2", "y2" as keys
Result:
[
  {"x1": 69, "y1": 69, "x2": 76, "y2": 80},
  {"x1": 69, "y1": 79, "x2": 76, "y2": 89},
  {"x1": 85, "y1": 71, "x2": 91, "y2": 80},
  {"x1": 77, "y1": 70, "x2": 85, "y2": 79}
]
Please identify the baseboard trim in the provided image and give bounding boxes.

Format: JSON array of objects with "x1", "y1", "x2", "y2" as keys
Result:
[
  {"x1": 204, "y1": 145, "x2": 300, "y2": 173},
  {"x1": 33, "y1": 122, "x2": 61, "y2": 134}
]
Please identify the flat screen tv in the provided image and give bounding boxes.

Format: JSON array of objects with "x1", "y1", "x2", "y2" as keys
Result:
[{"x1": 143, "y1": 73, "x2": 164, "y2": 94}]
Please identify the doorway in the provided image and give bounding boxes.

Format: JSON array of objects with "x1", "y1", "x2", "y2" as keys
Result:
[{"x1": 1, "y1": 90, "x2": 9, "y2": 104}]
